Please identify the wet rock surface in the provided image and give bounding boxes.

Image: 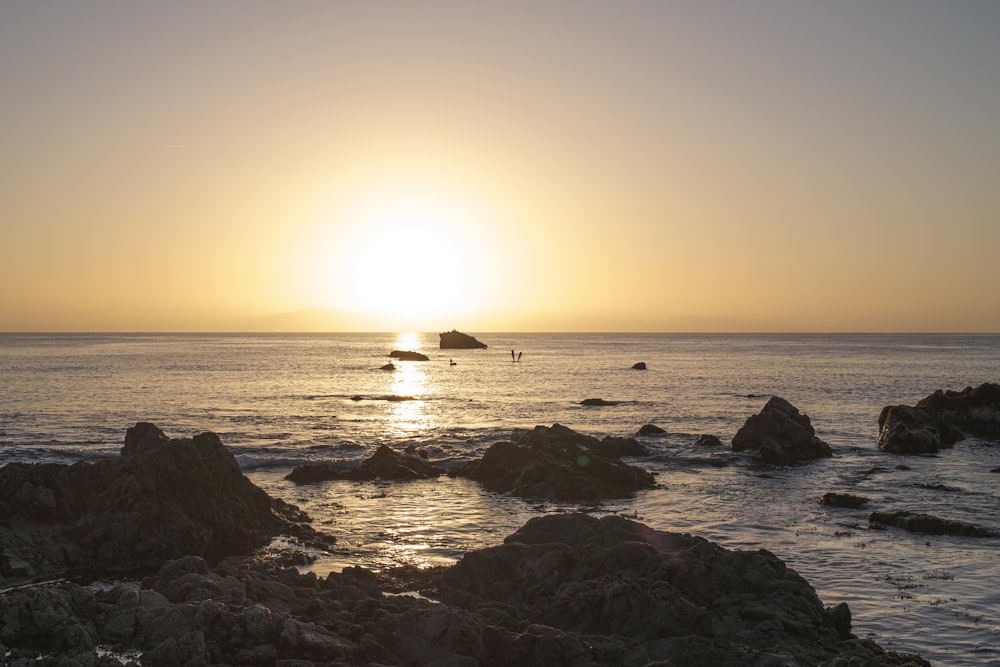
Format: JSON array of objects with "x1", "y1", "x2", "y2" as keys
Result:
[
  {"x1": 877, "y1": 404, "x2": 964, "y2": 454},
  {"x1": 286, "y1": 444, "x2": 446, "y2": 484},
  {"x1": 878, "y1": 382, "x2": 1000, "y2": 453},
  {"x1": 915, "y1": 382, "x2": 1000, "y2": 438},
  {"x1": 731, "y1": 396, "x2": 834, "y2": 465},
  {"x1": 0, "y1": 514, "x2": 931, "y2": 667},
  {"x1": 869, "y1": 510, "x2": 994, "y2": 537},
  {"x1": 450, "y1": 424, "x2": 655, "y2": 501},
  {"x1": 821, "y1": 492, "x2": 870, "y2": 509},
  {"x1": 0, "y1": 423, "x2": 322, "y2": 583}
]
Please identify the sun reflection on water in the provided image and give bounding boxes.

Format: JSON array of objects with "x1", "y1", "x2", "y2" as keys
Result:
[{"x1": 387, "y1": 333, "x2": 434, "y2": 435}]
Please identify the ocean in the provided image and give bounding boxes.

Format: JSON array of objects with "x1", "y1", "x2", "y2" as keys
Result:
[{"x1": 1, "y1": 332, "x2": 998, "y2": 666}]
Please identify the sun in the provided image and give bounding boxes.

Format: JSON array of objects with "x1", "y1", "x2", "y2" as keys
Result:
[{"x1": 301, "y1": 186, "x2": 496, "y2": 326}]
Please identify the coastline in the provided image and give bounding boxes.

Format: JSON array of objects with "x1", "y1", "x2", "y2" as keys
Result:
[{"x1": 0, "y1": 422, "x2": 933, "y2": 666}]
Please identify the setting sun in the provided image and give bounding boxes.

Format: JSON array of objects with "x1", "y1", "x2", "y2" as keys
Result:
[{"x1": 291, "y1": 183, "x2": 515, "y2": 329}]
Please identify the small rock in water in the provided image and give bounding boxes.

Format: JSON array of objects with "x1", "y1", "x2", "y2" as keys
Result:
[
  {"x1": 868, "y1": 510, "x2": 993, "y2": 537},
  {"x1": 636, "y1": 423, "x2": 666, "y2": 436},
  {"x1": 820, "y1": 492, "x2": 870, "y2": 509}
]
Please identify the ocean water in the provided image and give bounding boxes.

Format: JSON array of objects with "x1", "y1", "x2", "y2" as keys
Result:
[{"x1": 1, "y1": 332, "x2": 999, "y2": 666}]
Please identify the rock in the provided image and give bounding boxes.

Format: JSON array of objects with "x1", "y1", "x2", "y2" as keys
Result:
[
  {"x1": 580, "y1": 398, "x2": 619, "y2": 406},
  {"x1": 380, "y1": 362, "x2": 396, "y2": 370},
  {"x1": 0, "y1": 423, "x2": 324, "y2": 584},
  {"x1": 695, "y1": 434, "x2": 723, "y2": 447},
  {"x1": 731, "y1": 397, "x2": 833, "y2": 465},
  {"x1": 450, "y1": 424, "x2": 655, "y2": 501},
  {"x1": 390, "y1": 350, "x2": 430, "y2": 361},
  {"x1": 820, "y1": 492, "x2": 869, "y2": 509},
  {"x1": 0, "y1": 510, "x2": 929, "y2": 667},
  {"x1": 876, "y1": 383, "x2": 1000, "y2": 454},
  {"x1": 439, "y1": 330, "x2": 487, "y2": 349},
  {"x1": 419, "y1": 513, "x2": 924, "y2": 666},
  {"x1": 915, "y1": 382, "x2": 1000, "y2": 439},
  {"x1": 632, "y1": 362, "x2": 647, "y2": 370},
  {"x1": 992, "y1": 466, "x2": 1000, "y2": 473},
  {"x1": 589, "y1": 436, "x2": 650, "y2": 458},
  {"x1": 286, "y1": 445, "x2": 445, "y2": 484},
  {"x1": 636, "y1": 423, "x2": 666, "y2": 436},
  {"x1": 877, "y1": 404, "x2": 964, "y2": 454},
  {"x1": 868, "y1": 511, "x2": 993, "y2": 537}
]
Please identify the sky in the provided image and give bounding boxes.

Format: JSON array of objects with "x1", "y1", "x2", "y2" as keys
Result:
[{"x1": 2, "y1": 1, "x2": 999, "y2": 333}]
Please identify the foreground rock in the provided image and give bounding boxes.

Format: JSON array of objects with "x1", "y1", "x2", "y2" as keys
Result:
[
  {"x1": 731, "y1": 396, "x2": 834, "y2": 465},
  {"x1": 0, "y1": 436, "x2": 930, "y2": 667},
  {"x1": 916, "y1": 382, "x2": 1000, "y2": 438},
  {"x1": 877, "y1": 404, "x2": 964, "y2": 454},
  {"x1": 878, "y1": 382, "x2": 1000, "y2": 453},
  {"x1": 0, "y1": 423, "x2": 322, "y2": 585},
  {"x1": 286, "y1": 445, "x2": 445, "y2": 484},
  {"x1": 0, "y1": 514, "x2": 929, "y2": 667},
  {"x1": 451, "y1": 424, "x2": 655, "y2": 501},
  {"x1": 439, "y1": 329, "x2": 488, "y2": 349},
  {"x1": 403, "y1": 513, "x2": 928, "y2": 667}
]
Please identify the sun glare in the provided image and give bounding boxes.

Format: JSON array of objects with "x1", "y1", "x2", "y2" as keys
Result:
[{"x1": 301, "y1": 186, "x2": 497, "y2": 325}]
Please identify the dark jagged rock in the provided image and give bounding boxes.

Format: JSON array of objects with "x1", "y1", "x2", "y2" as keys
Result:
[
  {"x1": 410, "y1": 513, "x2": 929, "y2": 667},
  {"x1": 632, "y1": 362, "x2": 647, "y2": 370},
  {"x1": 877, "y1": 404, "x2": 964, "y2": 454},
  {"x1": 0, "y1": 423, "x2": 323, "y2": 584},
  {"x1": 821, "y1": 492, "x2": 870, "y2": 509},
  {"x1": 731, "y1": 396, "x2": 833, "y2": 465},
  {"x1": 580, "y1": 398, "x2": 619, "y2": 406},
  {"x1": 915, "y1": 382, "x2": 1000, "y2": 439},
  {"x1": 0, "y1": 511, "x2": 930, "y2": 665},
  {"x1": 588, "y1": 436, "x2": 650, "y2": 458},
  {"x1": 869, "y1": 510, "x2": 993, "y2": 537},
  {"x1": 439, "y1": 329, "x2": 487, "y2": 349},
  {"x1": 380, "y1": 362, "x2": 395, "y2": 370},
  {"x1": 877, "y1": 383, "x2": 1000, "y2": 454},
  {"x1": 285, "y1": 445, "x2": 445, "y2": 484},
  {"x1": 450, "y1": 424, "x2": 655, "y2": 501},
  {"x1": 695, "y1": 434, "x2": 724, "y2": 447},
  {"x1": 637, "y1": 423, "x2": 666, "y2": 436},
  {"x1": 389, "y1": 350, "x2": 429, "y2": 361}
]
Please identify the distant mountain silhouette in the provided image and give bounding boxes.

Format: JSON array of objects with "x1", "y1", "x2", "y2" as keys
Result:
[{"x1": 220, "y1": 309, "x2": 790, "y2": 333}]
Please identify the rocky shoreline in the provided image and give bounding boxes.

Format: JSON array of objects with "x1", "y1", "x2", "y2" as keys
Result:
[{"x1": 0, "y1": 419, "x2": 945, "y2": 666}]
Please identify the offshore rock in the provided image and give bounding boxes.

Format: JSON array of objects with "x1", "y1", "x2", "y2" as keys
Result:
[
  {"x1": 731, "y1": 396, "x2": 833, "y2": 465},
  {"x1": 695, "y1": 434, "x2": 724, "y2": 447},
  {"x1": 439, "y1": 329, "x2": 488, "y2": 349},
  {"x1": 877, "y1": 383, "x2": 1000, "y2": 454},
  {"x1": 0, "y1": 423, "x2": 323, "y2": 585},
  {"x1": 877, "y1": 404, "x2": 964, "y2": 454},
  {"x1": 286, "y1": 445, "x2": 445, "y2": 484},
  {"x1": 631, "y1": 362, "x2": 647, "y2": 370},
  {"x1": 389, "y1": 350, "x2": 429, "y2": 361},
  {"x1": 869, "y1": 510, "x2": 993, "y2": 537},
  {"x1": 450, "y1": 424, "x2": 655, "y2": 501},
  {"x1": 821, "y1": 492, "x2": 870, "y2": 509},
  {"x1": 580, "y1": 398, "x2": 620, "y2": 406},
  {"x1": 636, "y1": 423, "x2": 666, "y2": 436},
  {"x1": 915, "y1": 382, "x2": 1000, "y2": 439}
]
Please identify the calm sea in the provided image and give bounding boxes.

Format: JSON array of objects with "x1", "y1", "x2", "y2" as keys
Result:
[{"x1": 2, "y1": 332, "x2": 999, "y2": 666}]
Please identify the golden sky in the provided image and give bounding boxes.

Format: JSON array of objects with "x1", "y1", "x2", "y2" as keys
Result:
[{"x1": 2, "y1": 1, "x2": 999, "y2": 332}]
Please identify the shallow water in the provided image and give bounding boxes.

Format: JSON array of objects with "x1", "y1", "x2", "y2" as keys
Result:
[{"x1": 2, "y1": 332, "x2": 999, "y2": 666}]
